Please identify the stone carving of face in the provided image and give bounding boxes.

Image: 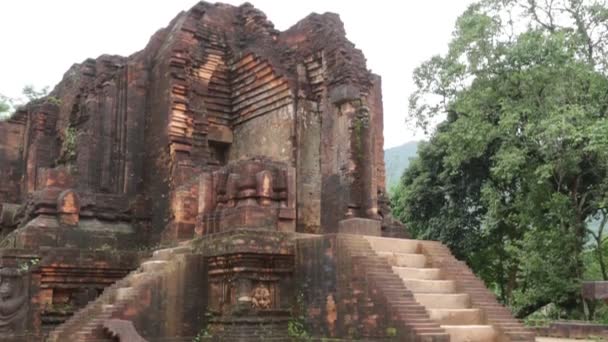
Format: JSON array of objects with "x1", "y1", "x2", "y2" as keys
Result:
[
  {"x1": 0, "y1": 268, "x2": 24, "y2": 303},
  {"x1": 251, "y1": 284, "x2": 271, "y2": 310},
  {"x1": 0, "y1": 278, "x2": 16, "y2": 300},
  {"x1": 0, "y1": 267, "x2": 28, "y2": 334}
]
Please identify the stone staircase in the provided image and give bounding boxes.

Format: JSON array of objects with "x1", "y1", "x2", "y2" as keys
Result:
[
  {"x1": 46, "y1": 234, "x2": 533, "y2": 342},
  {"x1": 339, "y1": 234, "x2": 450, "y2": 341},
  {"x1": 419, "y1": 240, "x2": 536, "y2": 342},
  {"x1": 47, "y1": 245, "x2": 193, "y2": 342},
  {"x1": 363, "y1": 235, "x2": 535, "y2": 342}
]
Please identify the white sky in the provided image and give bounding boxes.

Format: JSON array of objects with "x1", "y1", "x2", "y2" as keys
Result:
[{"x1": 0, "y1": 0, "x2": 475, "y2": 148}]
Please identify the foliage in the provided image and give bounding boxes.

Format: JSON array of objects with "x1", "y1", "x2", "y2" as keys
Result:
[
  {"x1": 385, "y1": 327, "x2": 397, "y2": 337},
  {"x1": 288, "y1": 292, "x2": 311, "y2": 341},
  {"x1": 22, "y1": 85, "x2": 49, "y2": 101},
  {"x1": 0, "y1": 95, "x2": 12, "y2": 120},
  {"x1": 59, "y1": 126, "x2": 78, "y2": 164},
  {"x1": 192, "y1": 311, "x2": 213, "y2": 342},
  {"x1": 288, "y1": 318, "x2": 311, "y2": 341},
  {"x1": 18, "y1": 258, "x2": 40, "y2": 273},
  {"x1": 394, "y1": 0, "x2": 608, "y2": 319},
  {"x1": 0, "y1": 85, "x2": 51, "y2": 120},
  {"x1": 46, "y1": 96, "x2": 62, "y2": 105},
  {"x1": 192, "y1": 328, "x2": 212, "y2": 342}
]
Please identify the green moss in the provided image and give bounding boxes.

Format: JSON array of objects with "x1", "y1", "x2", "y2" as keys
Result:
[
  {"x1": 46, "y1": 96, "x2": 62, "y2": 105},
  {"x1": 18, "y1": 258, "x2": 40, "y2": 273},
  {"x1": 56, "y1": 126, "x2": 78, "y2": 166}
]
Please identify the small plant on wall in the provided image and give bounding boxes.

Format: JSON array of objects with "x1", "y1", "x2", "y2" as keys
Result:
[
  {"x1": 288, "y1": 291, "x2": 311, "y2": 341},
  {"x1": 56, "y1": 126, "x2": 78, "y2": 167}
]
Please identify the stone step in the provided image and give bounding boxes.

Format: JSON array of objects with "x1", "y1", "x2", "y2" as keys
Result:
[
  {"x1": 441, "y1": 325, "x2": 496, "y2": 342},
  {"x1": 414, "y1": 293, "x2": 471, "y2": 309},
  {"x1": 152, "y1": 246, "x2": 191, "y2": 260},
  {"x1": 490, "y1": 318, "x2": 520, "y2": 324},
  {"x1": 393, "y1": 266, "x2": 442, "y2": 280},
  {"x1": 427, "y1": 308, "x2": 483, "y2": 325},
  {"x1": 364, "y1": 236, "x2": 420, "y2": 253},
  {"x1": 402, "y1": 279, "x2": 456, "y2": 294},
  {"x1": 393, "y1": 306, "x2": 430, "y2": 314},
  {"x1": 505, "y1": 331, "x2": 535, "y2": 341},
  {"x1": 115, "y1": 287, "x2": 135, "y2": 301},
  {"x1": 378, "y1": 252, "x2": 427, "y2": 268},
  {"x1": 417, "y1": 332, "x2": 451, "y2": 341},
  {"x1": 140, "y1": 260, "x2": 169, "y2": 272}
]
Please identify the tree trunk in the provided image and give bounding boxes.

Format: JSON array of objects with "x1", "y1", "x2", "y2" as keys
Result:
[{"x1": 597, "y1": 213, "x2": 608, "y2": 280}]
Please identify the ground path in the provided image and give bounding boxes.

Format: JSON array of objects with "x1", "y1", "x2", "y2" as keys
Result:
[{"x1": 536, "y1": 338, "x2": 596, "y2": 341}]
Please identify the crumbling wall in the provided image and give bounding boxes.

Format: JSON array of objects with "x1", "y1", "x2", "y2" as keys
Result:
[
  {"x1": 296, "y1": 99, "x2": 322, "y2": 234},
  {"x1": 0, "y1": 117, "x2": 26, "y2": 203},
  {"x1": 228, "y1": 54, "x2": 295, "y2": 164},
  {"x1": 128, "y1": 254, "x2": 207, "y2": 339},
  {"x1": 0, "y1": 1, "x2": 393, "y2": 243},
  {"x1": 369, "y1": 75, "x2": 386, "y2": 196}
]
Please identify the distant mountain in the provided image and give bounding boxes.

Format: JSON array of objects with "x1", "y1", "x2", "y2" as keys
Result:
[{"x1": 384, "y1": 141, "x2": 420, "y2": 193}]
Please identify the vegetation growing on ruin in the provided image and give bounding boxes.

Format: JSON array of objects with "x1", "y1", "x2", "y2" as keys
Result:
[
  {"x1": 0, "y1": 85, "x2": 50, "y2": 120},
  {"x1": 393, "y1": 0, "x2": 608, "y2": 321},
  {"x1": 59, "y1": 126, "x2": 78, "y2": 164},
  {"x1": 22, "y1": 85, "x2": 50, "y2": 101},
  {"x1": 288, "y1": 292, "x2": 311, "y2": 340},
  {"x1": 46, "y1": 96, "x2": 62, "y2": 106},
  {"x1": 0, "y1": 98, "x2": 9, "y2": 120},
  {"x1": 193, "y1": 327, "x2": 212, "y2": 342},
  {"x1": 18, "y1": 258, "x2": 40, "y2": 273}
]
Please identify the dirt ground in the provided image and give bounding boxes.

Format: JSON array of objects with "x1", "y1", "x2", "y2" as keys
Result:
[{"x1": 536, "y1": 338, "x2": 599, "y2": 341}]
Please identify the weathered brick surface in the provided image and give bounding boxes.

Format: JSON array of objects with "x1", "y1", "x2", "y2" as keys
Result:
[
  {"x1": 49, "y1": 230, "x2": 297, "y2": 341},
  {"x1": 192, "y1": 158, "x2": 296, "y2": 238},
  {"x1": 534, "y1": 321, "x2": 608, "y2": 339},
  {"x1": 0, "y1": 1, "x2": 397, "y2": 240},
  {"x1": 0, "y1": 2, "x2": 411, "y2": 340},
  {"x1": 297, "y1": 234, "x2": 449, "y2": 341},
  {"x1": 47, "y1": 244, "x2": 203, "y2": 342},
  {"x1": 0, "y1": 248, "x2": 142, "y2": 340}
]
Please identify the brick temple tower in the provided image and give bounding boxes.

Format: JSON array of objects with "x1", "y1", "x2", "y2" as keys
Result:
[{"x1": 0, "y1": 2, "x2": 531, "y2": 341}]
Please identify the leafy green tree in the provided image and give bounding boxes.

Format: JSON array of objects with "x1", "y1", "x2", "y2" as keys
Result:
[
  {"x1": 0, "y1": 93, "x2": 13, "y2": 120},
  {"x1": 0, "y1": 99, "x2": 9, "y2": 119},
  {"x1": 0, "y1": 85, "x2": 50, "y2": 120},
  {"x1": 394, "y1": 0, "x2": 608, "y2": 318}
]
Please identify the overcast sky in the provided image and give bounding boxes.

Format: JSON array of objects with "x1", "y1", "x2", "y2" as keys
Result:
[{"x1": 0, "y1": 0, "x2": 475, "y2": 148}]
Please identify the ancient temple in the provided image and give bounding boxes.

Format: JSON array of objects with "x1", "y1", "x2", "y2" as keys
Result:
[{"x1": 0, "y1": 2, "x2": 533, "y2": 341}]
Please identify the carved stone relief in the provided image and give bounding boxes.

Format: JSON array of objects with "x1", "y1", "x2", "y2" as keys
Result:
[
  {"x1": 0, "y1": 268, "x2": 28, "y2": 335},
  {"x1": 251, "y1": 284, "x2": 272, "y2": 310}
]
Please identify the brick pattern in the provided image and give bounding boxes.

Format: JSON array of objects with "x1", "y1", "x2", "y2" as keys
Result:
[
  {"x1": 47, "y1": 246, "x2": 194, "y2": 342},
  {"x1": 534, "y1": 321, "x2": 608, "y2": 339},
  {"x1": 419, "y1": 241, "x2": 535, "y2": 342},
  {"x1": 0, "y1": 2, "x2": 411, "y2": 339},
  {"x1": 230, "y1": 53, "x2": 293, "y2": 125}
]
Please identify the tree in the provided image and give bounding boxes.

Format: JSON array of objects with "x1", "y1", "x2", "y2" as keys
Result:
[
  {"x1": 395, "y1": 0, "x2": 608, "y2": 318},
  {"x1": 0, "y1": 94, "x2": 12, "y2": 120},
  {"x1": 0, "y1": 85, "x2": 50, "y2": 121},
  {"x1": 22, "y1": 85, "x2": 49, "y2": 102}
]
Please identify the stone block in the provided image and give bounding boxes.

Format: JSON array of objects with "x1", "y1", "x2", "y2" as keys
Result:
[
  {"x1": 583, "y1": 281, "x2": 608, "y2": 300},
  {"x1": 337, "y1": 217, "x2": 381, "y2": 236}
]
